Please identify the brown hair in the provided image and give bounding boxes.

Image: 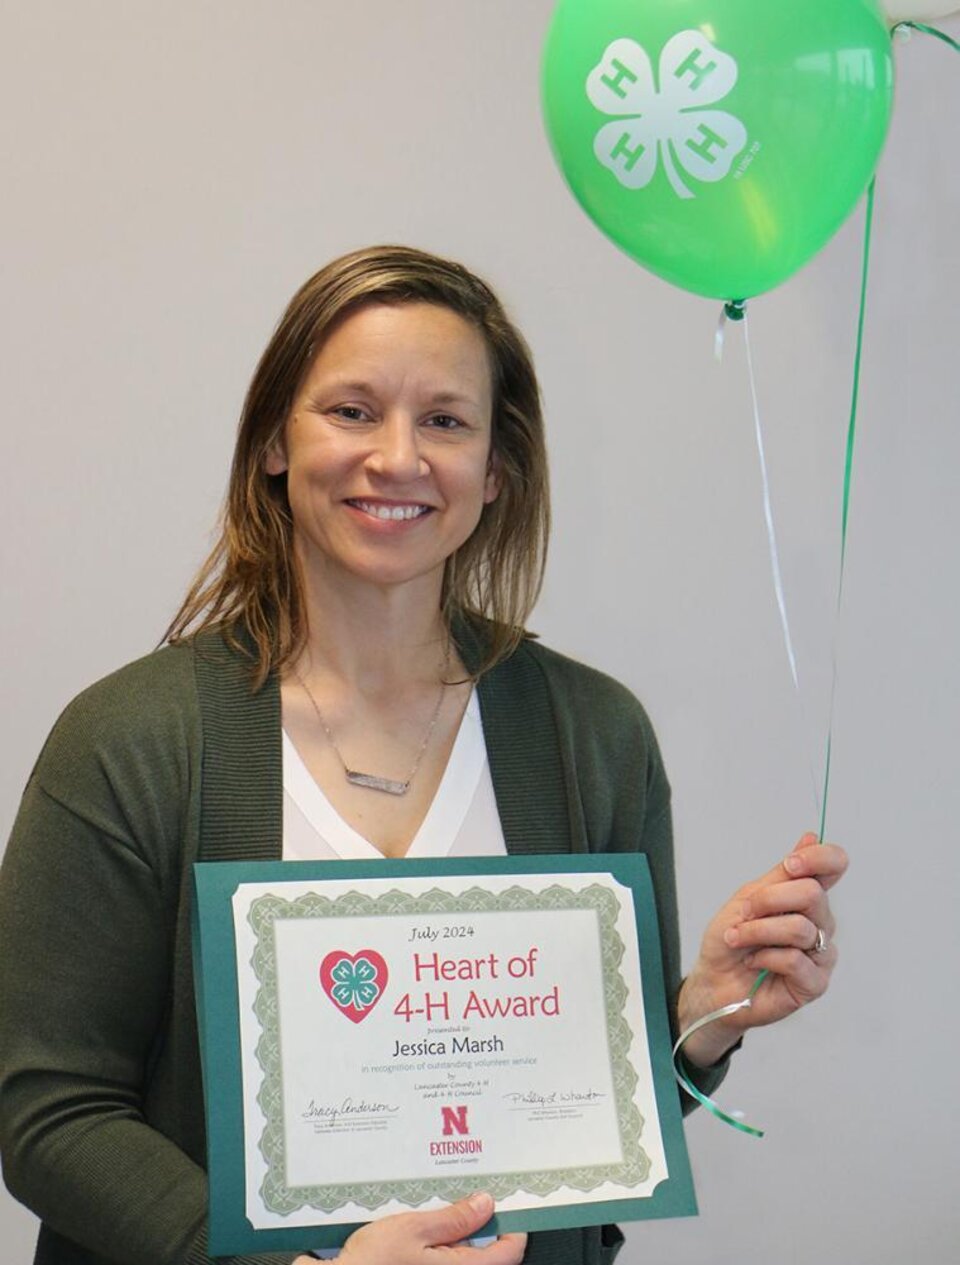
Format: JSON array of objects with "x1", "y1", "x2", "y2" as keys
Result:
[{"x1": 164, "y1": 245, "x2": 550, "y2": 684}]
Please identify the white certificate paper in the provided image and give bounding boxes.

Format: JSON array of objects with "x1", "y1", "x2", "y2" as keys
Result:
[{"x1": 193, "y1": 855, "x2": 696, "y2": 1255}]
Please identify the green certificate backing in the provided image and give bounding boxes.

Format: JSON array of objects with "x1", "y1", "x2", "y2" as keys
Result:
[{"x1": 192, "y1": 853, "x2": 697, "y2": 1256}]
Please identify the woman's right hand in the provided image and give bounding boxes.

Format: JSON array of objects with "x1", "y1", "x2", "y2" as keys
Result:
[{"x1": 293, "y1": 1192, "x2": 526, "y2": 1265}]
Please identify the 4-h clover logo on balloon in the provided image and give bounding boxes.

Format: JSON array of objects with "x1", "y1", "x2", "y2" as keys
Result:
[
  {"x1": 319, "y1": 949, "x2": 389, "y2": 1024},
  {"x1": 587, "y1": 31, "x2": 748, "y2": 200}
]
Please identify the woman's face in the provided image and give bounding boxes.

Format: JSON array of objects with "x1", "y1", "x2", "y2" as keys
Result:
[{"x1": 267, "y1": 302, "x2": 500, "y2": 596}]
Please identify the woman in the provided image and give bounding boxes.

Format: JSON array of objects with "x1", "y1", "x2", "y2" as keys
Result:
[{"x1": 0, "y1": 246, "x2": 846, "y2": 1265}]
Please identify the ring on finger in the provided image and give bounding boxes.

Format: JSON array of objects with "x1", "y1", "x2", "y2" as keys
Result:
[{"x1": 809, "y1": 927, "x2": 829, "y2": 955}]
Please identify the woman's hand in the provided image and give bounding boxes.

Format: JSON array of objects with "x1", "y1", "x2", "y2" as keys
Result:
[
  {"x1": 294, "y1": 1192, "x2": 526, "y2": 1265},
  {"x1": 678, "y1": 833, "x2": 849, "y2": 1068}
]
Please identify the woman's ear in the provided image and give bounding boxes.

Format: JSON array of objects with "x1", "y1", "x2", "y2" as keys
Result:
[
  {"x1": 264, "y1": 427, "x2": 288, "y2": 476},
  {"x1": 483, "y1": 449, "x2": 502, "y2": 504}
]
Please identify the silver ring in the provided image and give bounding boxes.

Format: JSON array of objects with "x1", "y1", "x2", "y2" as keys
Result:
[{"x1": 810, "y1": 927, "x2": 829, "y2": 955}]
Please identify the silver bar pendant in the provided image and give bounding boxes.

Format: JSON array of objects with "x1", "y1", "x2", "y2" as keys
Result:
[{"x1": 345, "y1": 769, "x2": 410, "y2": 796}]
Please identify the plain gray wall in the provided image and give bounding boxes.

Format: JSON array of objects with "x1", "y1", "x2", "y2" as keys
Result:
[{"x1": 2, "y1": 4, "x2": 958, "y2": 1263}]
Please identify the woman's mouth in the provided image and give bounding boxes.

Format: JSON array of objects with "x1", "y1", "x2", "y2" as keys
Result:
[{"x1": 347, "y1": 499, "x2": 432, "y2": 522}]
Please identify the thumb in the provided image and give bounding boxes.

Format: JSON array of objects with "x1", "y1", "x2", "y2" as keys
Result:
[
  {"x1": 791, "y1": 832, "x2": 819, "y2": 853},
  {"x1": 418, "y1": 1191, "x2": 494, "y2": 1247},
  {"x1": 783, "y1": 832, "x2": 820, "y2": 871}
]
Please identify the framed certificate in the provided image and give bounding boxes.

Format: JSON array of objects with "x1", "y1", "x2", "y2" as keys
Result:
[{"x1": 192, "y1": 854, "x2": 696, "y2": 1256}]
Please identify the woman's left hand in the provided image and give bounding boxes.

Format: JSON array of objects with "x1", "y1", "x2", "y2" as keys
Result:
[{"x1": 677, "y1": 833, "x2": 849, "y2": 1068}]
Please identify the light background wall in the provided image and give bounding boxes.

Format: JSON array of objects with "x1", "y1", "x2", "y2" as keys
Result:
[{"x1": 2, "y1": 4, "x2": 958, "y2": 1263}]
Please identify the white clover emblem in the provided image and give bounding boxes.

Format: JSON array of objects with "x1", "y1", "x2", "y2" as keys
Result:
[
  {"x1": 586, "y1": 31, "x2": 748, "y2": 200},
  {"x1": 330, "y1": 955, "x2": 381, "y2": 1011}
]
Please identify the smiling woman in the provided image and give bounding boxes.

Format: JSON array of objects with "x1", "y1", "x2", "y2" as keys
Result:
[
  {"x1": 166, "y1": 246, "x2": 550, "y2": 689},
  {"x1": 0, "y1": 245, "x2": 848, "y2": 1265},
  {"x1": 264, "y1": 303, "x2": 501, "y2": 597}
]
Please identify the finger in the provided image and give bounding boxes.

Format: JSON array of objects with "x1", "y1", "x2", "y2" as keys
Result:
[
  {"x1": 782, "y1": 842, "x2": 849, "y2": 891},
  {"x1": 440, "y1": 1231, "x2": 527, "y2": 1264},
  {"x1": 744, "y1": 944, "x2": 838, "y2": 997},
  {"x1": 467, "y1": 1233, "x2": 527, "y2": 1264},
  {"x1": 418, "y1": 1192, "x2": 495, "y2": 1248},
  {"x1": 788, "y1": 831, "x2": 820, "y2": 853},
  {"x1": 740, "y1": 838, "x2": 847, "y2": 897},
  {"x1": 725, "y1": 912, "x2": 822, "y2": 953},
  {"x1": 738, "y1": 836, "x2": 820, "y2": 895},
  {"x1": 738, "y1": 879, "x2": 834, "y2": 934}
]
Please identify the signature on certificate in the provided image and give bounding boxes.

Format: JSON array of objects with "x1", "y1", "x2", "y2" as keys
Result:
[
  {"x1": 302, "y1": 1097, "x2": 400, "y2": 1125},
  {"x1": 503, "y1": 1088, "x2": 607, "y2": 1106}
]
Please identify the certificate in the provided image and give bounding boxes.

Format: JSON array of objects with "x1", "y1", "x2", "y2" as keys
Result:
[{"x1": 192, "y1": 854, "x2": 696, "y2": 1256}]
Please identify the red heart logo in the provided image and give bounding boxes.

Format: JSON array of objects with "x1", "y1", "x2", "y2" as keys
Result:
[{"x1": 319, "y1": 949, "x2": 389, "y2": 1024}]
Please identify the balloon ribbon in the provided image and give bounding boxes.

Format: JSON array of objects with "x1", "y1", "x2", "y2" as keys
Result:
[
  {"x1": 677, "y1": 12, "x2": 958, "y2": 1138},
  {"x1": 673, "y1": 181, "x2": 878, "y2": 1137},
  {"x1": 895, "y1": 21, "x2": 960, "y2": 55}
]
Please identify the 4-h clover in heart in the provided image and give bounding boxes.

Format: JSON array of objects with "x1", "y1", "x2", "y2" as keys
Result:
[{"x1": 319, "y1": 950, "x2": 389, "y2": 1024}]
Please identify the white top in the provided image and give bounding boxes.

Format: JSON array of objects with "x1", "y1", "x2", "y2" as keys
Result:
[
  {"x1": 283, "y1": 690, "x2": 505, "y2": 1258},
  {"x1": 281, "y1": 689, "x2": 507, "y2": 861}
]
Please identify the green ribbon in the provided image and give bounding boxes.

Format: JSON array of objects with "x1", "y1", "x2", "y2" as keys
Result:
[
  {"x1": 822, "y1": 15, "x2": 960, "y2": 837},
  {"x1": 819, "y1": 176, "x2": 875, "y2": 845},
  {"x1": 673, "y1": 181, "x2": 878, "y2": 1137},
  {"x1": 675, "y1": 16, "x2": 959, "y2": 1137},
  {"x1": 895, "y1": 21, "x2": 960, "y2": 55}
]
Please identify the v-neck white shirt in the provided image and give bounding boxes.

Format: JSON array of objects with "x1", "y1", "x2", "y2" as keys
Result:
[
  {"x1": 282, "y1": 690, "x2": 504, "y2": 1256},
  {"x1": 281, "y1": 689, "x2": 507, "y2": 861}
]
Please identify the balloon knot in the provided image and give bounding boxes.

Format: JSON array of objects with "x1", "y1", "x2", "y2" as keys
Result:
[{"x1": 724, "y1": 299, "x2": 747, "y2": 322}]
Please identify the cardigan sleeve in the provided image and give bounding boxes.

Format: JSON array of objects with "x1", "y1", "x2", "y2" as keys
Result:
[{"x1": 0, "y1": 656, "x2": 299, "y2": 1265}]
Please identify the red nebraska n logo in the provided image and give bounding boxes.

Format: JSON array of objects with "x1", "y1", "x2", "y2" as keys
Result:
[{"x1": 441, "y1": 1105, "x2": 469, "y2": 1136}]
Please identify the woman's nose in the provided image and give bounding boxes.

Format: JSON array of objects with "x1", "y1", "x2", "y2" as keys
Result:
[{"x1": 366, "y1": 415, "x2": 428, "y2": 481}]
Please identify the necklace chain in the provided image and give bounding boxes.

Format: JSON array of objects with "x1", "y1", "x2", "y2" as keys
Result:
[{"x1": 293, "y1": 643, "x2": 451, "y2": 797}]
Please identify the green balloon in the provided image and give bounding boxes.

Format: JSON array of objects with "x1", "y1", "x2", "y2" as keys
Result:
[{"x1": 542, "y1": 0, "x2": 894, "y2": 299}]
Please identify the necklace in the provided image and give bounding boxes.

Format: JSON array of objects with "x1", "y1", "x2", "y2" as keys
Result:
[{"x1": 293, "y1": 643, "x2": 451, "y2": 797}]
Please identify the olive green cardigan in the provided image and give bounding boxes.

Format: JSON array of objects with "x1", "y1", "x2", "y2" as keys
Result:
[{"x1": 0, "y1": 630, "x2": 729, "y2": 1265}]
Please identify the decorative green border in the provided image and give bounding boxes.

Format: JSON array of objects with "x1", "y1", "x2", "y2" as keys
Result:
[
  {"x1": 193, "y1": 854, "x2": 697, "y2": 1257},
  {"x1": 250, "y1": 883, "x2": 651, "y2": 1214}
]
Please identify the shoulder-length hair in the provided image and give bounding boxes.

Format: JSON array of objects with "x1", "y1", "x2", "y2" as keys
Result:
[{"x1": 164, "y1": 245, "x2": 550, "y2": 685}]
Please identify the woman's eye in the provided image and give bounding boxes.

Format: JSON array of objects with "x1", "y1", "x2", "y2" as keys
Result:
[
  {"x1": 332, "y1": 405, "x2": 369, "y2": 422},
  {"x1": 425, "y1": 414, "x2": 463, "y2": 431}
]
